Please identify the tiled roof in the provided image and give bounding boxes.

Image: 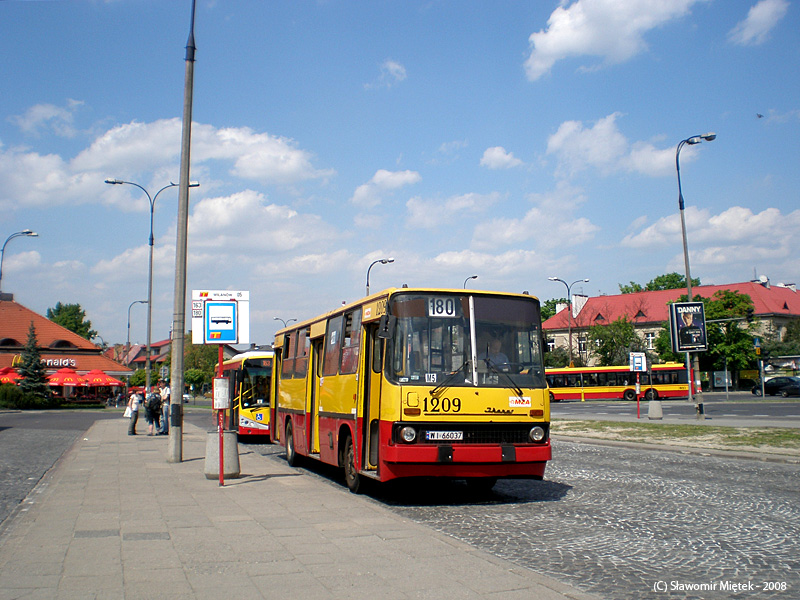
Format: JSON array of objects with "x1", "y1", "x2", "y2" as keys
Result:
[
  {"x1": 543, "y1": 281, "x2": 800, "y2": 330},
  {"x1": 0, "y1": 299, "x2": 132, "y2": 375}
]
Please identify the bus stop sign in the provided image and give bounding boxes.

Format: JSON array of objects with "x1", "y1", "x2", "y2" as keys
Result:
[{"x1": 191, "y1": 290, "x2": 250, "y2": 345}]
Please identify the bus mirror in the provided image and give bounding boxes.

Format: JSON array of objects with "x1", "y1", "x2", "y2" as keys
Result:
[{"x1": 377, "y1": 315, "x2": 396, "y2": 339}]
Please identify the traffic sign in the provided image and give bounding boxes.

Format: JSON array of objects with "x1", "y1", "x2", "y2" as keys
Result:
[{"x1": 191, "y1": 290, "x2": 250, "y2": 345}]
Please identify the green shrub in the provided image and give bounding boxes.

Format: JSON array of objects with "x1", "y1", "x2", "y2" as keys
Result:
[{"x1": 0, "y1": 383, "x2": 23, "y2": 408}]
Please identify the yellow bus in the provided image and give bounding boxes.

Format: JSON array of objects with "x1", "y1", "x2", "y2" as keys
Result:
[
  {"x1": 220, "y1": 349, "x2": 274, "y2": 438},
  {"x1": 271, "y1": 287, "x2": 551, "y2": 492},
  {"x1": 545, "y1": 362, "x2": 690, "y2": 402}
]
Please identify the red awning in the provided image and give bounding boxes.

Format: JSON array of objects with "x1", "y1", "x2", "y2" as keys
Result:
[
  {"x1": 83, "y1": 369, "x2": 124, "y2": 387},
  {"x1": 47, "y1": 367, "x2": 86, "y2": 387}
]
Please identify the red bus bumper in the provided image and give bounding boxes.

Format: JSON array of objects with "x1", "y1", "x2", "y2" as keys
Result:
[{"x1": 379, "y1": 442, "x2": 551, "y2": 480}]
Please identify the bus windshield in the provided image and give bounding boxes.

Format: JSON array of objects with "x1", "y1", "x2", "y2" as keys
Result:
[
  {"x1": 386, "y1": 292, "x2": 546, "y2": 390},
  {"x1": 240, "y1": 361, "x2": 271, "y2": 409}
]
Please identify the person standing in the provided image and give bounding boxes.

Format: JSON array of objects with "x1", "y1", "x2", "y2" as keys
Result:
[
  {"x1": 127, "y1": 390, "x2": 141, "y2": 435},
  {"x1": 158, "y1": 381, "x2": 170, "y2": 435}
]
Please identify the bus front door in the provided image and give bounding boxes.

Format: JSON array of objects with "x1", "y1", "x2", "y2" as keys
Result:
[
  {"x1": 361, "y1": 325, "x2": 381, "y2": 470},
  {"x1": 307, "y1": 339, "x2": 322, "y2": 455}
]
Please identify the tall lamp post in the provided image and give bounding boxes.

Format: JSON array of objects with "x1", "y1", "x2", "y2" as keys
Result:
[
  {"x1": 105, "y1": 179, "x2": 199, "y2": 395},
  {"x1": 273, "y1": 316, "x2": 297, "y2": 329},
  {"x1": 0, "y1": 229, "x2": 38, "y2": 295},
  {"x1": 126, "y1": 299, "x2": 148, "y2": 366},
  {"x1": 548, "y1": 276, "x2": 589, "y2": 367},
  {"x1": 463, "y1": 275, "x2": 478, "y2": 288},
  {"x1": 366, "y1": 257, "x2": 394, "y2": 296},
  {"x1": 676, "y1": 132, "x2": 715, "y2": 418}
]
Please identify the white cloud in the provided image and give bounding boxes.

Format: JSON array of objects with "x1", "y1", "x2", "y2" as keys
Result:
[
  {"x1": 546, "y1": 113, "x2": 690, "y2": 178},
  {"x1": 8, "y1": 99, "x2": 84, "y2": 138},
  {"x1": 350, "y1": 169, "x2": 421, "y2": 208},
  {"x1": 76, "y1": 118, "x2": 334, "y2": 186},
  {"x1": 480, "y1": 146, "x2": 524, "y2": 169},
  {"x1": 365, "y1": 59, "x2": 408, "y2": 89},
  {"x1": 524, "y1": 0, "x2": 702, "y2": 81},
  {"x1": 189, "y1": 190, "x2": 339, "y2": 252},
  {"x1": 728, "y1": 0, "x2": 789, "y2": 46},
  {"x1": 621, "y1": 206, "x2": 800, "y2": 273},
  {"x1": 0, "y1": 118, "x2": 335, "y2": 211},
  {"x1": 406, "y1": 192, "x2": 501, "y2": 229},
  {"x1": 472, "y1": 184, "x2": 598, "y2": 250}
]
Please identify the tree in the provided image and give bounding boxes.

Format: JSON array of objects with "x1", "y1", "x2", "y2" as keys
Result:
[
  {"x1": 763, "y1": 318, "x2": 800, "y2": 357},
  {"x1": 619, "y1": 272, "x2": 701, "y2": 294},
  {"x1": 47, "y1": 302, "x2": 97, "y2": 340},
  {"x1": 588, "y1": 317, "x2": 644, "y2": 366},
  {"x1": 540, "y1": 298, "x2": 566, "y2": 322},
  {"x1": 543, "y1": 345, "x2": 570, "y2": 368},
  {"x1": 129, "y1": 369, "x2": 146, "y2": 387},
  {"x1": 17, "y1": 322, "x2": 51, "y2": 400},
  {"x1": 184, "y1": 369, "x2": 205, "y2": 394}
]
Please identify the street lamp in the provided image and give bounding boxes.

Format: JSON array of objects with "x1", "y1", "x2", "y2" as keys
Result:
[
  {"x1": 126, "y1": 300, "x2": 148, "y2": 367},
  {"x1": 548, "y1": 276, "x2": 589, "y2": 367},
  {"x1": 105, "y1": 178, "x2": 199, "y2": 395},
  {"x1": 676, "y1": 132, "x2": 715, "y2": 417},
  {"x1": 366, "y1": 257, "x2": 394, "y2": 296},
  {"x1": 273, "y1": 316, "x2": 297, "y2": 329},
  {"x1": 0, "y1": 229, "x2": 38, "y2": 294},
  {"x1": 463, "y1": 275, "x2": 478, "y2": 288}
]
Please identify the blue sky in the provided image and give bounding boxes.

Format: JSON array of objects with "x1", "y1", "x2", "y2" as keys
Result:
[{"x1": 1, "y1": 0, "x2": 798, "y2": 348}]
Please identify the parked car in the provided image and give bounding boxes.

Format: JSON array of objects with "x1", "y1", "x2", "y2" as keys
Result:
[{"x1": 752, "y1": 376, "x2": 800, "y2": 397}]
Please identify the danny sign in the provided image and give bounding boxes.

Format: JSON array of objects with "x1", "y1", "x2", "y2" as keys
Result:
[
  {"x1": 669, "y1": 301, "x2": 707, "y2": 353},
  {"x1": 191, "y1": 290, "x2": 250, "y2": 345}
]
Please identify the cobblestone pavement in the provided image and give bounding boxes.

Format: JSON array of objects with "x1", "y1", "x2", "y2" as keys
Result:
[{"x1": 255, "y1": 440, "x2": 800, "y2": 600}]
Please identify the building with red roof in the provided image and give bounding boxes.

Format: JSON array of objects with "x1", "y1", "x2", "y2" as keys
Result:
[
  {"x1": 542, "y1": 278, "x2": 799, "y2": 366},
  {"x1": 0, "y1": 298, "x2": 132, "y2": 377}
]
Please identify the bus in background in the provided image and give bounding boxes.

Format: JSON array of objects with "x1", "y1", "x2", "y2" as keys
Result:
[
  {"x1": 271, "y1": 287, "x2": 551, "y2": 493},
  {"x1": 220, "y1": 349, "x2": 274, "y2": 438},
  {"x1": 545, "y1": 362, "x2": 690, "y2": 402}
]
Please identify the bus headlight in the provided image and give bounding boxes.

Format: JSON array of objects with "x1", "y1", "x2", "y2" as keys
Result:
[
  {"x1": 529, "y1": 426, "x2": 545, "y2": 442},
  {"x1": 400, "y1": 426, "x2": 417, "y2": 443}
]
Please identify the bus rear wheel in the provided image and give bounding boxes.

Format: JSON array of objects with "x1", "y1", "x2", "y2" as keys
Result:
[{"x1": 342, "y1": 435, "x2": 362, "y2": 494}]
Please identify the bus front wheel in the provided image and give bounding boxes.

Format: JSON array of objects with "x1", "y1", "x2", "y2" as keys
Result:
[
  {"x1": 342, "y1": 435, "x2": 362, "y2": 494},
  {"x1": 623, "y1": 389, "x2": 636, "y2": 401},
  {"x1": 285, "y1": 421, "x2": 299, "y2": 467}
]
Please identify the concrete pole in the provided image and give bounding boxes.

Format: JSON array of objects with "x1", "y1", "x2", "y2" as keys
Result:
[{"x1": 168, "y1": 0, "x2": 197, "y2": 463}]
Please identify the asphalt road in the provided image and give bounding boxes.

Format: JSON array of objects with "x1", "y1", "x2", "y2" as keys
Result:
[
  {"x1": 4, "y1": 407, "x2": 799, "y2": 600},
  {"x1": 250, "y1": 437, "x2": 800, "y2": 600}
]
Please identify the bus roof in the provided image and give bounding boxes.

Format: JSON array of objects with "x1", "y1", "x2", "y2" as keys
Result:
[
  {"x1": 272, "y1": 287, "x2": 542, "y2": 341},
  {"x1": 221, "y1": 349, "x2": 275, "y2": 367}
]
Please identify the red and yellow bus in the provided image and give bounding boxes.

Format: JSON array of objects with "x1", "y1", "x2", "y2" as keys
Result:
[
  {"x1": 220, "y1": 349, "x2": 274, "y2": 437},
  {"x1": 545, "y1": 362, "x2": 690, "y2": 402},
  {"x1": 271, "y1": 287, "x2": 551, "y2": 492}
]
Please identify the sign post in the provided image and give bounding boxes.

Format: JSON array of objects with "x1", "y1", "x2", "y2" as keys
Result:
[
  {"x1": 669, "y1": 301, "x2": 708, "y2": 418},
  {"x1": 193, "y1": 290, "x2": 249, "y2": 486},
  {"x1": 213, "y1": 371, "x2": 230, "y2": 486},
  {"x1": 630, "y1": 352, "x2": 646, "y2": 419}
]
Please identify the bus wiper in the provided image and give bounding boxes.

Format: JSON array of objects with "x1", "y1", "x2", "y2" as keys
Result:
[
  {"x1": 431, "y1": 360, "x2": 470, "y2": 398},
  {"x1": 483, "y1": 358, "x2": 524, "y2": 398}
]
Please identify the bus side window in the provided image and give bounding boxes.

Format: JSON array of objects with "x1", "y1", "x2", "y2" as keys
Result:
[
  {"x1": 281, "y1": 331, "x2": 296, "y2": 379},
  {"x1": 295, "y1": 328, "x2": 309, "y2": 377},
  {"x1": 322, "y1": 315, "x2": 343, "y2": 377},
  {"x1": 340, "y1": 309, "x2": 362, "y2": 375}
]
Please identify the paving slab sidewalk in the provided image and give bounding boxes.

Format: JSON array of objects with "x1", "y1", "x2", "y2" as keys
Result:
[{"x1": 0, "y1": 420, "x2": 597, "y2": 600}]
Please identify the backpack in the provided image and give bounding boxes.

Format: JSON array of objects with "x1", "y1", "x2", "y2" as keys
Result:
[{"x1": 147, "y1": 393, "x2": 161, "y2": 413}]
